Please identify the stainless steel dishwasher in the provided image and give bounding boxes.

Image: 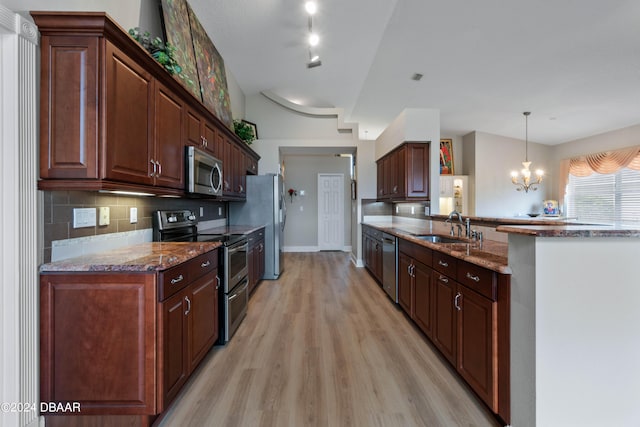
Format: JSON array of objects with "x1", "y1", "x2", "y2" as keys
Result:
[{"x1": 382, "y1": 233, "x2": 398, "y2": 303}]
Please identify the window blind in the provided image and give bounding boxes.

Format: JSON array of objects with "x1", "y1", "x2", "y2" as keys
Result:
[{"x1": 566, "y1": 167, "x2": 640, "y2": 225}]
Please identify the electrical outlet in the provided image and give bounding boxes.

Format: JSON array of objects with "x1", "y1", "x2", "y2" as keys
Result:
[
  {"x1": 425, "y1": 206, "x2": 430, "y2": 216},
  {"x1": 218, "y1": 207, "x2": 223, "y2": 216},
  {"x1": 129, "y1": 207, "x2": 138, "y2": 224},
  {"x1": 98, "y1": 207, "x2": 110, "y2": 226},
  {"x1": 73, "y1": 208, "x2": 96, "y2": 228},
  {"x1": 411, "y1": 206, "x2": 415, "y2": 214},
  {"x1": 200, "y1": 207, "x2": 204, "y2": 217}
]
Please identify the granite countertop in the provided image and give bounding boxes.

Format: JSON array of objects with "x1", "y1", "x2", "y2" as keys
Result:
[
  {"x1": 496, "y1": 224, "x2": 640, "y2": 238},
  {"x1": 362, "y1": 222, "x2": 511, "y2": 274},
  {"x1": 197, "y1": 224, "x2": 266, "y2": 235},
  {"x1": 429, "y1": 214, "x2": 584, "y2": 226},
  {"x1": 40, "y1": 242, "x2": 221, "y2": 273}
]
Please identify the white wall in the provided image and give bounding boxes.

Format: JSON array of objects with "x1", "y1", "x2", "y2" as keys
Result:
[
  {"x1": 463, "y1": 131, "x2": 554, "y2": 217},
  {"x1": 282, "y1": 155, "x2": 351, "y2": 251}
]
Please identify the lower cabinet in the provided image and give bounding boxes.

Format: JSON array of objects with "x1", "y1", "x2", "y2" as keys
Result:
[
  {"x1": 247, "y1": 228, "x2": 265, "y2": 294},
  {"x1": 362, "y1": 226, "x2": 383, "y2": 283},
  {"x1": 375, "y1": 235, "x2": 510, "y2": 424},
  {"x1": 40, "y1": 248, "x2": 219, "y2": 425},
  {"x1": 159, "y1": 272, "x2": 219, "y2": 408}
]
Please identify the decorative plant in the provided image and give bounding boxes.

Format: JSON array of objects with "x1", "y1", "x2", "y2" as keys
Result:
[
  {"x1": 233, "y1": 120, "x2": 256, "y2": 145},
  {"x1": 128, "y1": 27, "x2": 195, "y2": 89}
]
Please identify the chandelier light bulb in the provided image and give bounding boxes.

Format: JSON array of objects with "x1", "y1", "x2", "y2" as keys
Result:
[
  {"x1": 305, "y1": 1, "x2": 317, "y2": 15},
  {"x1": 309, "y1": 32, "x2": 319, "y2": 46}
]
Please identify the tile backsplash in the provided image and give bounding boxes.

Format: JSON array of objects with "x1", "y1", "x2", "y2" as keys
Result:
[{"x1": 43, "y1": 191, "x2": 226, "y2": 263}]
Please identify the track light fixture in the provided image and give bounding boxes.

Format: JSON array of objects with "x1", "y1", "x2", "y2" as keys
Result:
[{"x1": 305, "y1": 1, "x2": 321, "y2": 68}]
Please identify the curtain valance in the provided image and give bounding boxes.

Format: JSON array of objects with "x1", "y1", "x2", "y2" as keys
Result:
[{"x1": 568, "y1": 146, "x2": 640, "y2": 176}]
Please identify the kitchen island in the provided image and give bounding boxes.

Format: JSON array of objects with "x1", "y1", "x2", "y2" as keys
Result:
[
  {"x1": 39, "y1": 242, "x2": 222, "y2": 427},
  {"x1": 361, "y1": 219, "x2": 511, "y2": 424},
  {"x1": 499, "y1": 224, "x2": 640, "y2": 427}
]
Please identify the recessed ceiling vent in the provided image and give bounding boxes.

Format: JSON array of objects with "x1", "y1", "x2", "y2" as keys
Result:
[{"x1": 411, "y1": 73, "x2": 423, "y2": 81}]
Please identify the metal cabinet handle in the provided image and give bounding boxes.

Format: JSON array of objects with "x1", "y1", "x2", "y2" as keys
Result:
[
  {"x1": 438, "y1": 260, "x2": 448, "y2": 267},
  {"x1": 466, "y1": 272, "x2": 480, "y2": 282},
  {"x1": 454, "y1": 292, "x2": 461, "y2": 311},
  {"x1": 156, "y1": 160, "x2": 162, "y2": 177},
  {"x1": 170, "y1": 274, "x2": 184, "y2": 285},
  {"x1": 438, "y1": 275, "x2": 449, "y2": 284},
  {"x1": 201, "y1": 260, "x2": 211, "y2": 268},
  {"x1": 216, "y1": 275, "x2": 221, "y2": 290},
  {"x1": 184, "y1": 296, "x2": 191, "y2": 315},
  {"x1": 149, "y1": 159, "x2": 156, "y2": 177}
]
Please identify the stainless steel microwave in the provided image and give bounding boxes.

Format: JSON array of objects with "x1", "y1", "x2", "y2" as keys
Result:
[{"x1": 185, "y1": 146, "x2": 223, "y2": 196}]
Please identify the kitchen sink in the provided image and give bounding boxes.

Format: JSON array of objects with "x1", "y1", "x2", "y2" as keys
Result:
[{"x1": 415, "y1": 234, "x2": 467, "y2": 244}]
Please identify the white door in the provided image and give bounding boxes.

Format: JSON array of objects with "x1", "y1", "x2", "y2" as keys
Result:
[{"x1": 317, "y1": 174, "x2": 344, "y2": 250}]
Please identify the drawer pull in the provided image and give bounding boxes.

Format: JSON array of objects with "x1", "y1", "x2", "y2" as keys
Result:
[
  {"x1": 454, "y1": 292, "x2": 462, "y2": 311},
  {"x1": 438, "y1": 275, "x2": 449, "y2": 284},
  {"x1": 438, "y1": 260, "x2": 449, "y2": 267},
  {"x1": 201, "y1": 260, "x2": 211, "y2": 268},
  {"x1": 466, "y1": 272, "x2": 480, "y2": 282},
  {"x1": 170, "y1": 274, "x2": 184, "y2": 285},
  {"x1": 216, "y1": 275, "x2": 221, "y2": 290}
]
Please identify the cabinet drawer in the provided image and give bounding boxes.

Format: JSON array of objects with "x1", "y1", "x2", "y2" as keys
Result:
[
  {"x1": 190, "y1": 250, "x2": 218, "y2": 281},
  {"x1": 399, "y1": 239, "x2": 432, "y2": 267},
  {"x1": 432, "y1": 251, "x2": 457, "y2": 277},
  {"x1": 457, "y1": 261, "x2": 497, "y2": 301},
  {"x1": 159, "y1": 264, "x2": 190, "y2": 301}
]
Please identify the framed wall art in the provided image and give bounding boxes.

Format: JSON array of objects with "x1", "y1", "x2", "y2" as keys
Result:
[{"x1": 440, "y1": 138, "x2": 454, "y2": 175}]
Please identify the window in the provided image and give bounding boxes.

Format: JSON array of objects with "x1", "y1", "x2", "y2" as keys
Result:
[{"x1": 566, "y1": 167, "x2": 640, "y2": 225}]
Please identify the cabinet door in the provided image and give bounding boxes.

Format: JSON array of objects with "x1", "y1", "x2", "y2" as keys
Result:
[
  {"x1": 432, "y1": 271, "x2": 456, "y2": 365},
  {"x1": 185, "y1": 109, "x2": 204, "y2": 148},
  {"x1": 406, "y1": 143, "x2": 430, "y2": 198},
  {"x1": 258, "y1": 239, "x2": 265, "y2": 280},
  {"x1": 383, "y1": 155, "x2": 393, "y2": 198},
  {"x1": 188, "y1": 272, "x2": 218, "y2": 371},
  {"x1": 398, "y1": 252, "x2": 413, "y2": 315},
  {"x1": 39, "y1": 35, "x2": 100, "y2": 179},
  {"x1": 373, "y1": 239, "x2": 383, "y2": 282},
  {"x1": 203, "y1": 122, "x2": 217, "y2": 157},
  {"x1": 236, "y1": 146, "x2": 247, "y2": 196},
  {"x1": 457, "y1": 285, "x2": 497, "y2": 410},
  {"x1": 105, "y1": 41, "x2": 154, "y2": 185},
  {"x1": 160, "y1": 290, "x2": 189, "y2": 409},
  {"x1": 40, "y1": 273, "x2": 156, "y2": 415},
  {"x1": 247, "y1": 244, "x2": 257, "y2": 293},
  {"x1": 395, "y1": 146, "x2": 407, "y2": 198},
  {"x1": 376, "y1": 161, "x2": 385, "y2": 199},
  {"x1": 413, "y1": 261, "x2": 434, "y2": 338},
  {"x1": 154, "y1": 83, "x2": 184, "y2": 189},
  {"x1": 220, "y1": 134, "x2": 233, "y2": 194}
]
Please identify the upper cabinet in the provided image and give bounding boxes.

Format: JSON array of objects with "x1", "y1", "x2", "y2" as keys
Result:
[
  {"x1": 32, "y1": 12, "x2": 258, "y2": 198},
  {"x1": 376, "y1": 142, "x2": 430, "y2": 201}
]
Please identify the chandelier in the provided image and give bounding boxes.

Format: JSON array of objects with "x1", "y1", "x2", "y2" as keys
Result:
[{"x1": 511, "y1": 112, "x2": 544, "y2": 192}]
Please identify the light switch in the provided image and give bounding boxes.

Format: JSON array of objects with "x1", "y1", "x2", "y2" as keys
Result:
[
  {"x1": 99, "y1": 207, "x2": 110, "y2": 226},
  {"x1": 130, "y1": 207, "x2": 138, "y2": 224},
  {"x1": 200, "y1": 207, "x2": 204, "y2": 217}
]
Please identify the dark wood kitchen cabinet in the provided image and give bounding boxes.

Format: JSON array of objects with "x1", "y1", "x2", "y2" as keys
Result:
[
  {"x1": 32, "y1": 12, "x2": 259, "y2": 197},
  {"x1": 40, "y1": 248, "x2": 219, "y2": 426},
  {"x1": 185, "y1": 107, "x2": 218, "y2": 157},
  {"x1": 398, "y1": 239, "x2": 433, "y2": 338},
  {"x1": 247, "y1": 228, "x2": 266, "y2": 294},
  {"x1": 367, "y1": 233, "x2": 511, "y2": 424},
  {"x1": 362, "y1": 225, "x2": 383, "y2": 283},
  {"x1": 377, "y1": 142, "x2": 431, "y2": 201},
  {"x1": 376, "y1": 142, "x2": 430, "y2": 201}
]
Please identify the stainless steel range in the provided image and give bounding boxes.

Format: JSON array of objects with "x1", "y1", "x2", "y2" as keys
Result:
[{"x1": 153, "y1": 210, "x2": 248, "y2": 343}]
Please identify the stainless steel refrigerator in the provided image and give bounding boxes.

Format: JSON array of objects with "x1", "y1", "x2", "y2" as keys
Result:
[{"x1": 229, "y1": 174, "x2": 285, "y2": 279}]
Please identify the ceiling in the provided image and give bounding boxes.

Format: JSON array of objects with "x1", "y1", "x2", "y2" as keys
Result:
[{"x1": 189, "y1": 0, "x2": 640, "y2": 145}]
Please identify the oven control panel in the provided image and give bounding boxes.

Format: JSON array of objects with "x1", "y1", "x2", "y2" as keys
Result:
[{"x1": 154, "y1": 210, "x2": 198, "y2": 230}]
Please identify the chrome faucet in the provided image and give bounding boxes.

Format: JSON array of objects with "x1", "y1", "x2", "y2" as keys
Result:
[{"x1": 446, "y1": 210, "x2": 466, "y2": 237}]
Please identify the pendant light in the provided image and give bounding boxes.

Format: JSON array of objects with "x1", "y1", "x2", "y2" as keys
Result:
[{"x1": 511, "y1": 112, "x2": 544, "y2": 192}]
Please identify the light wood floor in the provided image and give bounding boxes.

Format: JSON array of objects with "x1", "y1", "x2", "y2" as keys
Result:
[{"x1": 158, "y1": 252, "x2": 501, "y2": 427}]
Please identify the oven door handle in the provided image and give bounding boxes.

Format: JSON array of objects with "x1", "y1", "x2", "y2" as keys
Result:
[
  {"x1": 228, "y1": 280, "x2": 249, "y2": 301},
  {"x1": 227, "y1": 242, "x2": 248, "y2": 255}
]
